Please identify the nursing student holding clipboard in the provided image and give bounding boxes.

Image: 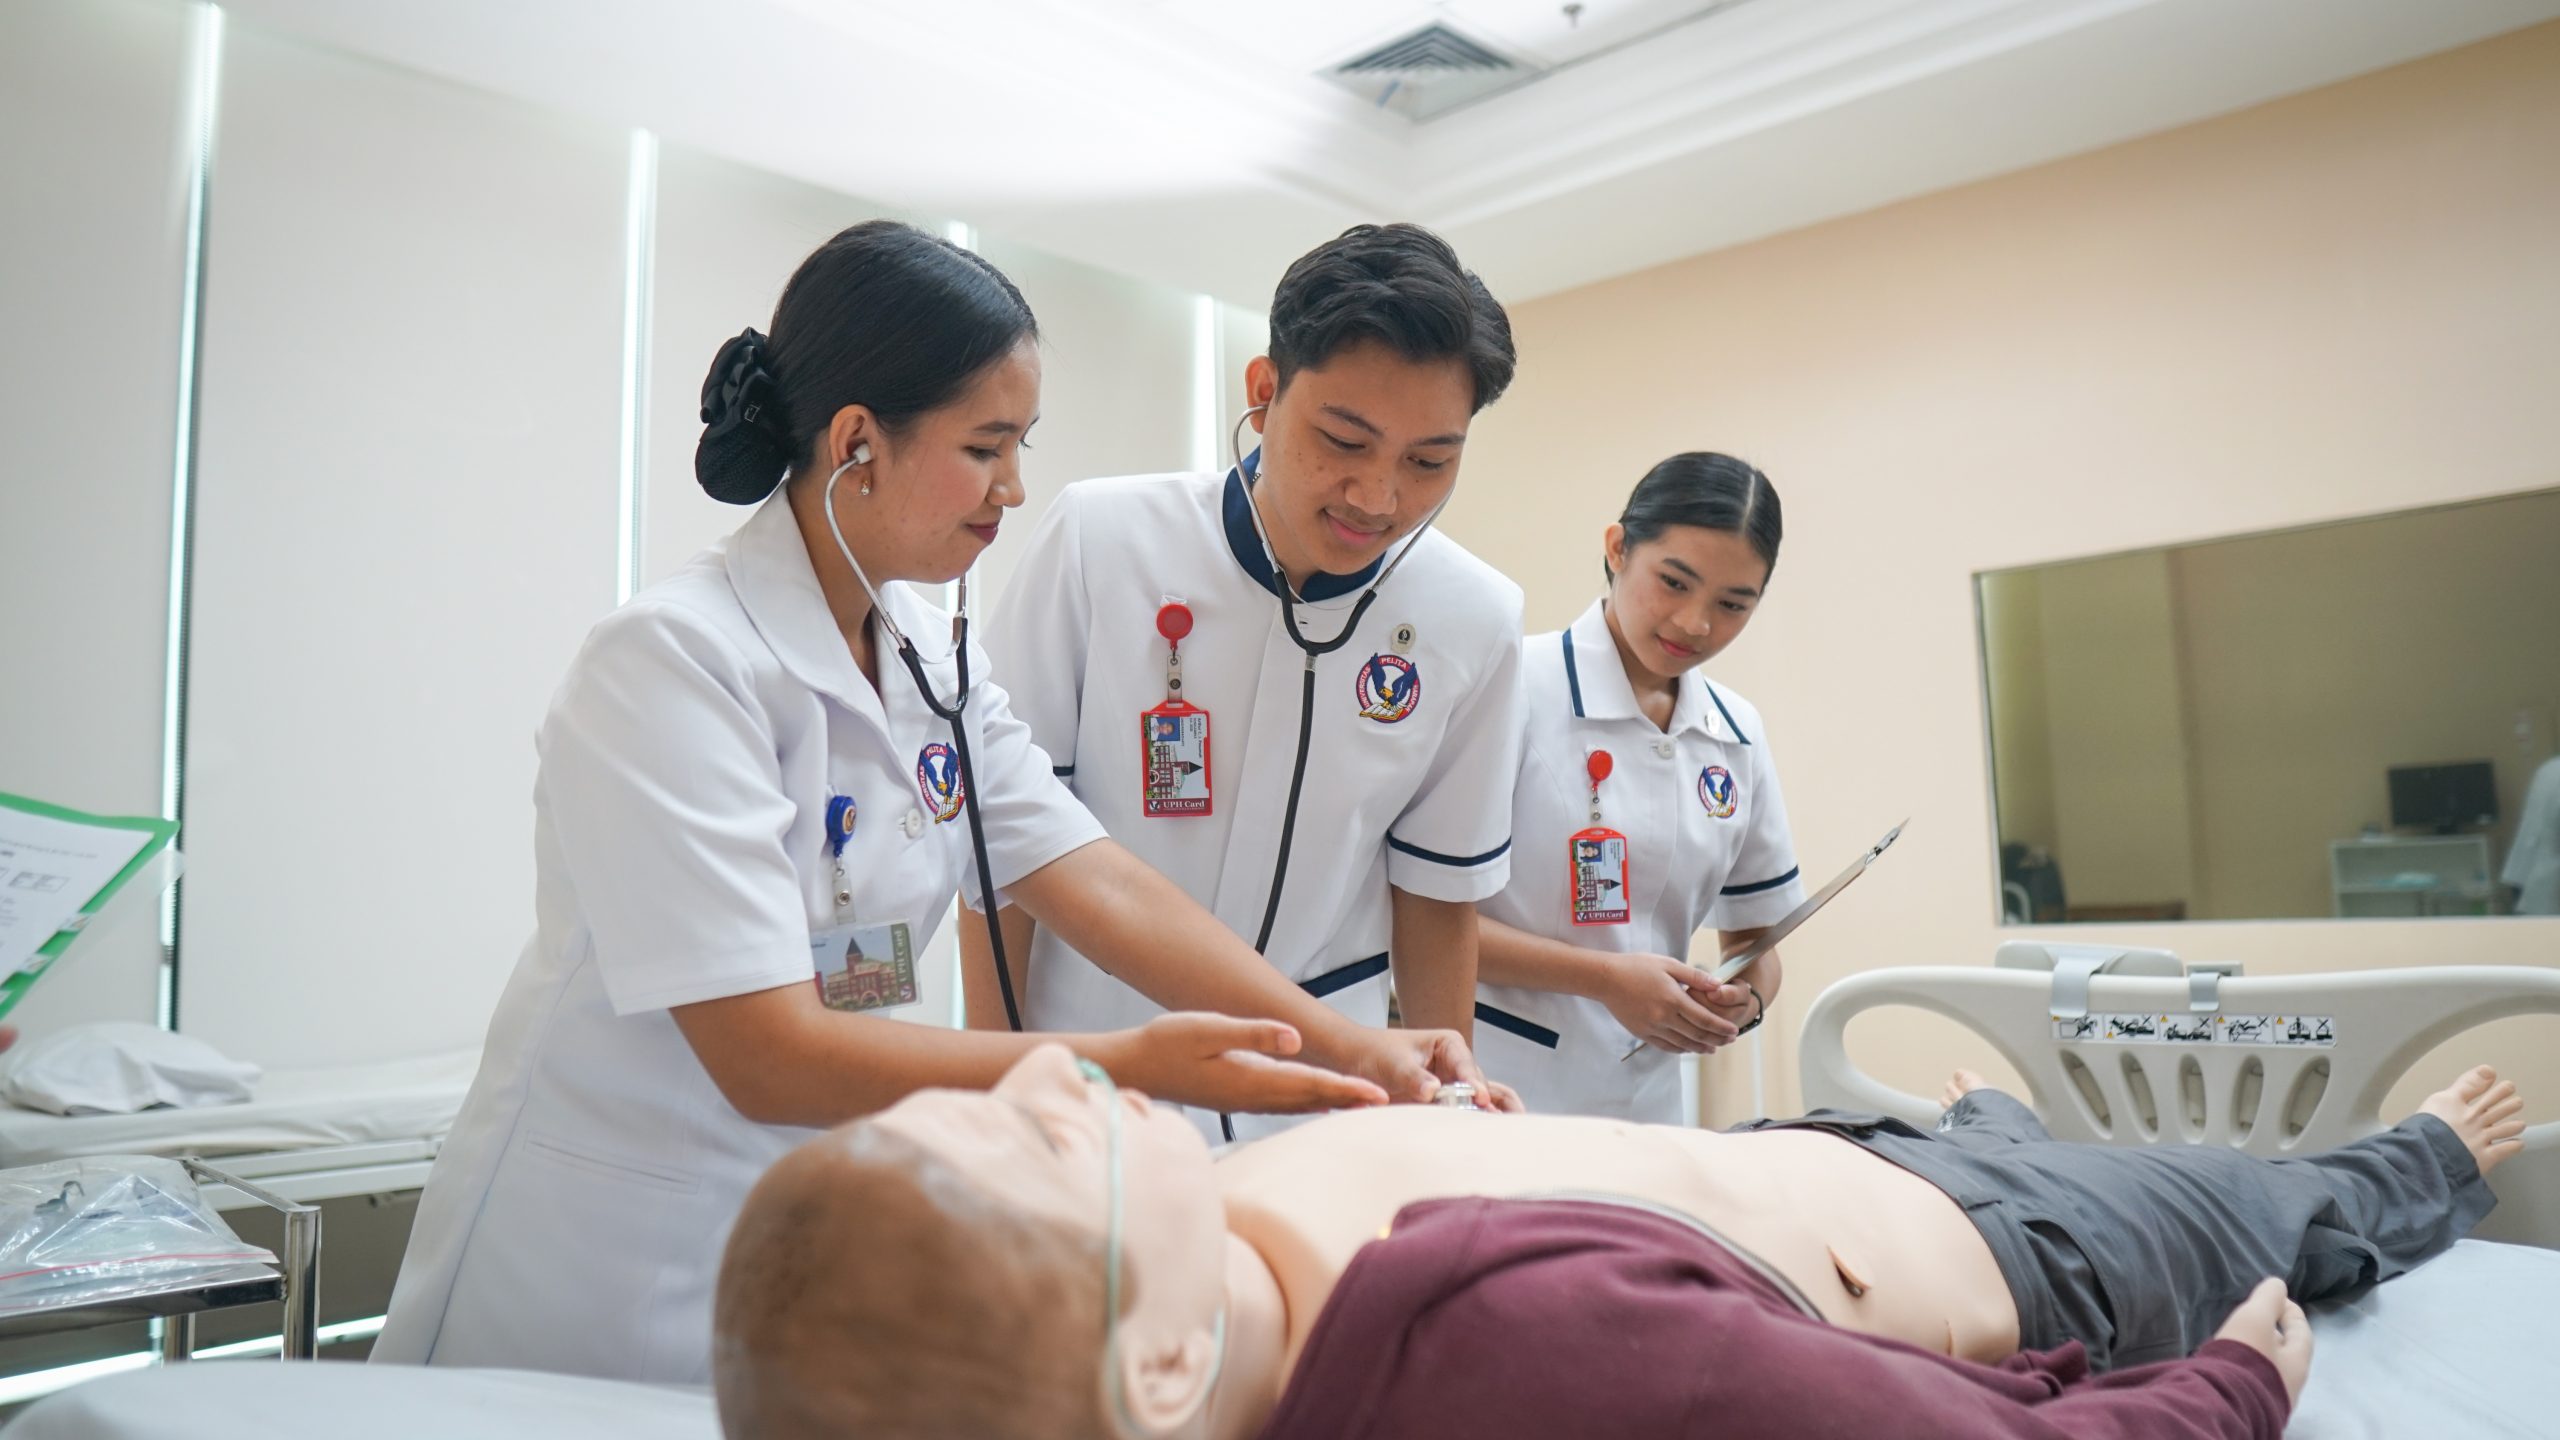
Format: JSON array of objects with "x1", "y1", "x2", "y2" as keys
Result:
[{"x1": 1472, "y1": 454, "x2": 1808, "y2": 1121}]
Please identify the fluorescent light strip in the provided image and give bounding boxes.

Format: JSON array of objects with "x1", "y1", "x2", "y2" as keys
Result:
[
  {"x1": 197, "y1": 1311, "x2": 387, "y2": 1360},
  {"x1": 614, "y1": 130, "x2": 659, "y2": 605},
  {"x1": 0, "y1": 1316, "x2": 386, "y2": 1408},
  {"x1": 158, "y1": 1, "x2": 225, "y2": 1030},
  {"x1": 943, "y1": 220, "x2": 976, "y2": 251},
  {"x1": 1190, "y1": 296, "x2": 1219, "y2": 474}
]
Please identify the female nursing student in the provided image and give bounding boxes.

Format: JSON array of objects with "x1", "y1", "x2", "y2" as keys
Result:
[
  {"x1": 376, "y1": 221, "x2": 1496, "y2": 1386},
  {"x1": 1472, "y1": 453, "x2": 1807, "y2": 1122},
  {"x1": 963, "y1": 224, "x2": 1528, "y2": 1141}
]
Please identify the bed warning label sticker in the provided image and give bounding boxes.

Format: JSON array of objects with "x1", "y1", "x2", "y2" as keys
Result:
[{"x1": 2051, "y1": 1012, "x2": 2334, "y2": 1047}]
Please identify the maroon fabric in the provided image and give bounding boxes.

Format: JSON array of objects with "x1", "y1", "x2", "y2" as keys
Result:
[{"x1": 1257, "y1": 1197, "x2": 2289, "y2": 1440}]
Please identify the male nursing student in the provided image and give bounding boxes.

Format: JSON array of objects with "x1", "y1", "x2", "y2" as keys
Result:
[
  {"x1": 966, "y1": 224, "x2": 1527, "y2": 1140},
  {"x1": 377, "y1": 222, "x2": 1499, "y2": 1387},
  {"x1": 1474, "y1": 454, "x2": 1806, "y2": 1122}
]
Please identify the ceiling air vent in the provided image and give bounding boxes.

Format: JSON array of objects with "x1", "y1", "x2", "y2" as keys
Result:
[{"x1": 1321, "y1": 22, "x2": 1538, "y2": 122}]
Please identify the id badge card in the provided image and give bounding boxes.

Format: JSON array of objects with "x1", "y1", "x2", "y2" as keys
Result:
[
  {"x1": 1140, "y1": 701, "x2": 1212, "y2": 817},
  {"x1": 809, "y1": 920, "x2": 920, "y2": 1014},
  {"x1": 1569, "y1": 827, "x2": 1630, "y2": 926}
]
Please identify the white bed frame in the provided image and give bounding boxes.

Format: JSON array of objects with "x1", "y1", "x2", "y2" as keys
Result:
[
  {"x1": 189, "y1": 1138, "x2": 442, "y2": 1213},
  {"x1": 1800, "y1": 961, "x2": 2560, "y2": 1249}
]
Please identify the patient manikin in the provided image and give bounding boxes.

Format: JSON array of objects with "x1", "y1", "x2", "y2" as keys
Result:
[{"x1": 711, "y1": 1045, "x2": 2525, "y2": 1439}]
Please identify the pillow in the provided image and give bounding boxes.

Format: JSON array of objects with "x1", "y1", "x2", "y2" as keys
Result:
[{"x1": 0, "y1": 1022, "x2": 261, "y2": 1116}]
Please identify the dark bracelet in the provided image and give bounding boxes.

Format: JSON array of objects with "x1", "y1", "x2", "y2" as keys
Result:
[{"x1": 1733, "y1": 981, "x2": 1766, "y2": 1037}]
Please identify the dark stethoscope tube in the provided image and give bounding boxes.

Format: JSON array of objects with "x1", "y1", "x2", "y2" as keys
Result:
[
  {"x1": 821, "y1": 457, "x2": 1022, "y2": 1034},
  {"x1": 1217, "y1": 428, "x2": 1439, "y2": 1140},
  {"x1": 892, "y1": 624, "x2": 1024, "y2": 1034}
]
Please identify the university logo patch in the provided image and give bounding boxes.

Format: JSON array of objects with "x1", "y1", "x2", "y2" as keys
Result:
[
  {"x1": 916, "y1": 742, "x2": 966, "y2": 823},
  {"x1": 1698, "y1": 765, "x2": 1739, "y2": 819},
  {"x1": 1354, "y1": 653, "x2": 1422, "y2": 724}
]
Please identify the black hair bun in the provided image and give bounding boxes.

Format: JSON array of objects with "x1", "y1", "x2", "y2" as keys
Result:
[{"x1": 695, "y1": 328, "x2": 791, "y2": 504}]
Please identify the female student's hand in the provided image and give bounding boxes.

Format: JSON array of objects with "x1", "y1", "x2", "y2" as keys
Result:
[
  {"x1": 1600, "y1": 954, "x2": 1740, "y2": 1055},
  {"x1": 1696, "y1": 944, "x2": 1779, "y2": 1039},
  {"x1": 2212, "y1": 1277, "x2": 2313, "y2": 1405},
  {"x1": 1101, "y1": 1013, "x2": 1391, "y2": 1115}
]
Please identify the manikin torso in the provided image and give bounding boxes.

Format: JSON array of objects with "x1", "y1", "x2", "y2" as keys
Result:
[{"x1": 1215, "y1": 1108, "x2": 2021, "y2": 1371}]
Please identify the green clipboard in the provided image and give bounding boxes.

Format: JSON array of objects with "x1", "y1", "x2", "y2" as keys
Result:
[{"x1": 0, "y1": 791, "x2": 181, "y2": 1023}]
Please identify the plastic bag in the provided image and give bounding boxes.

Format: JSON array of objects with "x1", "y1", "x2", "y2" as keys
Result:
[{"x1": 0, "y1": 1156, "x2": 276, "y2": 1315}]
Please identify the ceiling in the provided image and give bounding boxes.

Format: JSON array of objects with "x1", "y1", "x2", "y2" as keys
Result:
[{"x1": 216, "y1": 0, "x2": 2560, "y2": 308}]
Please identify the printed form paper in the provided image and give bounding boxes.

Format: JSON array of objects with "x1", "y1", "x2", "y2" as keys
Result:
[{"x1": 0, "y1": 809, "x2": 153, "y2": 977}]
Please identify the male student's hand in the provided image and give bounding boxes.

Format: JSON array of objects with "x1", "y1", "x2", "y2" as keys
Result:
[
  {"x1": 1330, "y1": 1025, "x2": 1522, "y2": 1110},
  {"x1": 2213, "y1": 1277, "x2": 2313, "y2": 1405}
]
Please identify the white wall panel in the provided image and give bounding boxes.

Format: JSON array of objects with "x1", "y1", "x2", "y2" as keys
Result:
[
  {"x1": 1214, "y1": 301, "x2": 1271, "y2": 472},
  {"x1": 179, "y1": 26, "x2": 625, "y2": 1065},
  {"x1": 970, "y1": 238, "x2": 1198, "y2": 615},
  {"x1": 0, "y1": 0, "x2": 194, "y2": 1033}
]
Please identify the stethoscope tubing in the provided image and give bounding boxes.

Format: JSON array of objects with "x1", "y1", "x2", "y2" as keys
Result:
[{"x1": 824, "y1": 460, "x2": 1024, "y2": 1033}]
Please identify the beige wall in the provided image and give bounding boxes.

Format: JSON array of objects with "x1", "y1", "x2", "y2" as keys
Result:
[{"x1": 1443, "y1": 21, "x2": 2560, "y2": 1122}]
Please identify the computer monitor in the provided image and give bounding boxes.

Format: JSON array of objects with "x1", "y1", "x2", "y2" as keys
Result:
[{"x1": 2388, "y1": 761, "x2": 2497, "y2": 834}]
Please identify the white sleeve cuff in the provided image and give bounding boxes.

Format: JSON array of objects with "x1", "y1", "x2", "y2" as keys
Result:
[
  {"x1": 1711, "y1": 866, "x2": 1805, "y2": 929},
  {"x1": 1385, "y1": 835, "x2": 1514, "y2": 904}
]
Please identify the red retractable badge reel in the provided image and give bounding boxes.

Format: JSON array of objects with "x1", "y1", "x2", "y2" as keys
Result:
[
  {"x1": 1570, "y1": 747, "x2": 1629, "y2": 926},
  {"x1": 1141, "y1": 603, "x2": 1211, "y2": 817}
]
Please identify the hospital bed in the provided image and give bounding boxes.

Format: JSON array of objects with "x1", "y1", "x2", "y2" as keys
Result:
[
  {"x1": 1801, "y1": 955, "x2": 2560, "y2": 1436},
  {"x1": 12, "y1": 963, "x2": 2560, "y2": 1438},
  {"x1": 0, "y1": 1049, "x2": 477, "y2": 1209},
  {"x1": 1799, "y1": 954, "x2": 2560, "y2": 1249}
]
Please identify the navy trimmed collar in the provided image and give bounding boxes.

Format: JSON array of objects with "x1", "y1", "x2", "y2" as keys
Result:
[{"x1": 1221, "y1": 454, "x2": 1384, "y2": 603}]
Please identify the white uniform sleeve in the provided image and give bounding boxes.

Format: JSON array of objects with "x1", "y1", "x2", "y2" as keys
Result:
[
  {"x1": 961, "y1": 646, "x2": 1110, "y2": 910},
  {"x1": 539, "y1": 603, "x2": 810, "y2": 1015},
  {"x1": 982, "y1": 485, "x2": 1092, "y2": 781},
  {"x1": 1385, "y1": 599, "x2": 1526, "y2": 904},
  {"x1": 1711, "y1": 726, "x2": 1806, "y2": 929}
]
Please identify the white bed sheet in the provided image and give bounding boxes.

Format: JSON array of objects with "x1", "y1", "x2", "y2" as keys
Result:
[
  {"x1": 0, "y1": 1050, "x2": 477, "y2": 1166},
  {"x1": 2289, "y1": 1237, "x2": 2558, "y2": 1438},
  {"x1": 3, "y1": 1363, "x2": 712, "y2": 1440},
  {"x1": 8, "y1": 1239, "x2": 2549, "y2": 1438}
]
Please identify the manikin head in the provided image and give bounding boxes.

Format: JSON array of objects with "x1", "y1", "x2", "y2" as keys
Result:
[{"x1": 712, "y1": 1045, "x2": 1233, "y2": 1440}]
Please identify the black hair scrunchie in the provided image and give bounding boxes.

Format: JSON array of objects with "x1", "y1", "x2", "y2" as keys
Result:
[{"x1": 695, "y1": 328, "x2": 791, "y2": 504}]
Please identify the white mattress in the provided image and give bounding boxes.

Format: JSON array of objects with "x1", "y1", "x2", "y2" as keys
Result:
[
  {"x1": 9, "y1": 1238, "x2": 2551, "y2": 1438},
  {"x1": 2287, "y1": 1238, "x2": 2558, "y2": 1438},
  {"x1": 0, "y1": 1050, "x2": 477, "y2": 1166},
  {"x1": 3, "y1": 1363, "x2": 712, "y2": 1440}
]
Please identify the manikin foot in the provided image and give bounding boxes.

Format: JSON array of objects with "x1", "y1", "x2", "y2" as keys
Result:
[
  {"x1": 2415, "y1": 1066, "x2": 2527, "y2": 1176},
  {"x1": 1940, "y1": 1068, "x2": 1992, "y2": 1110}
]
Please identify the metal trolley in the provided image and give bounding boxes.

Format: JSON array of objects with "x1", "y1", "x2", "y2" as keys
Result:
[{"x1": 0, "y1": 1159, "x2": 321, "y2": 1362}]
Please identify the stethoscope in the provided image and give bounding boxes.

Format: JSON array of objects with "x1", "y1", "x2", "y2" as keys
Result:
[
  {"x1": 1219, "y1": 407, "x2": 1447, "y2": 1137},
  {"x1": 820, "y1": 448, "x2": 1025, "y2": 1033}
]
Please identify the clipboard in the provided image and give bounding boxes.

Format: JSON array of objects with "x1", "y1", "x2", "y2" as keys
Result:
[
  {"x1": 0, "y1": 791, "x2": 182, "y2": 1023},
  {"x1": 1621, "y1": 820, "x2": 1906, "y2": 1062}
]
